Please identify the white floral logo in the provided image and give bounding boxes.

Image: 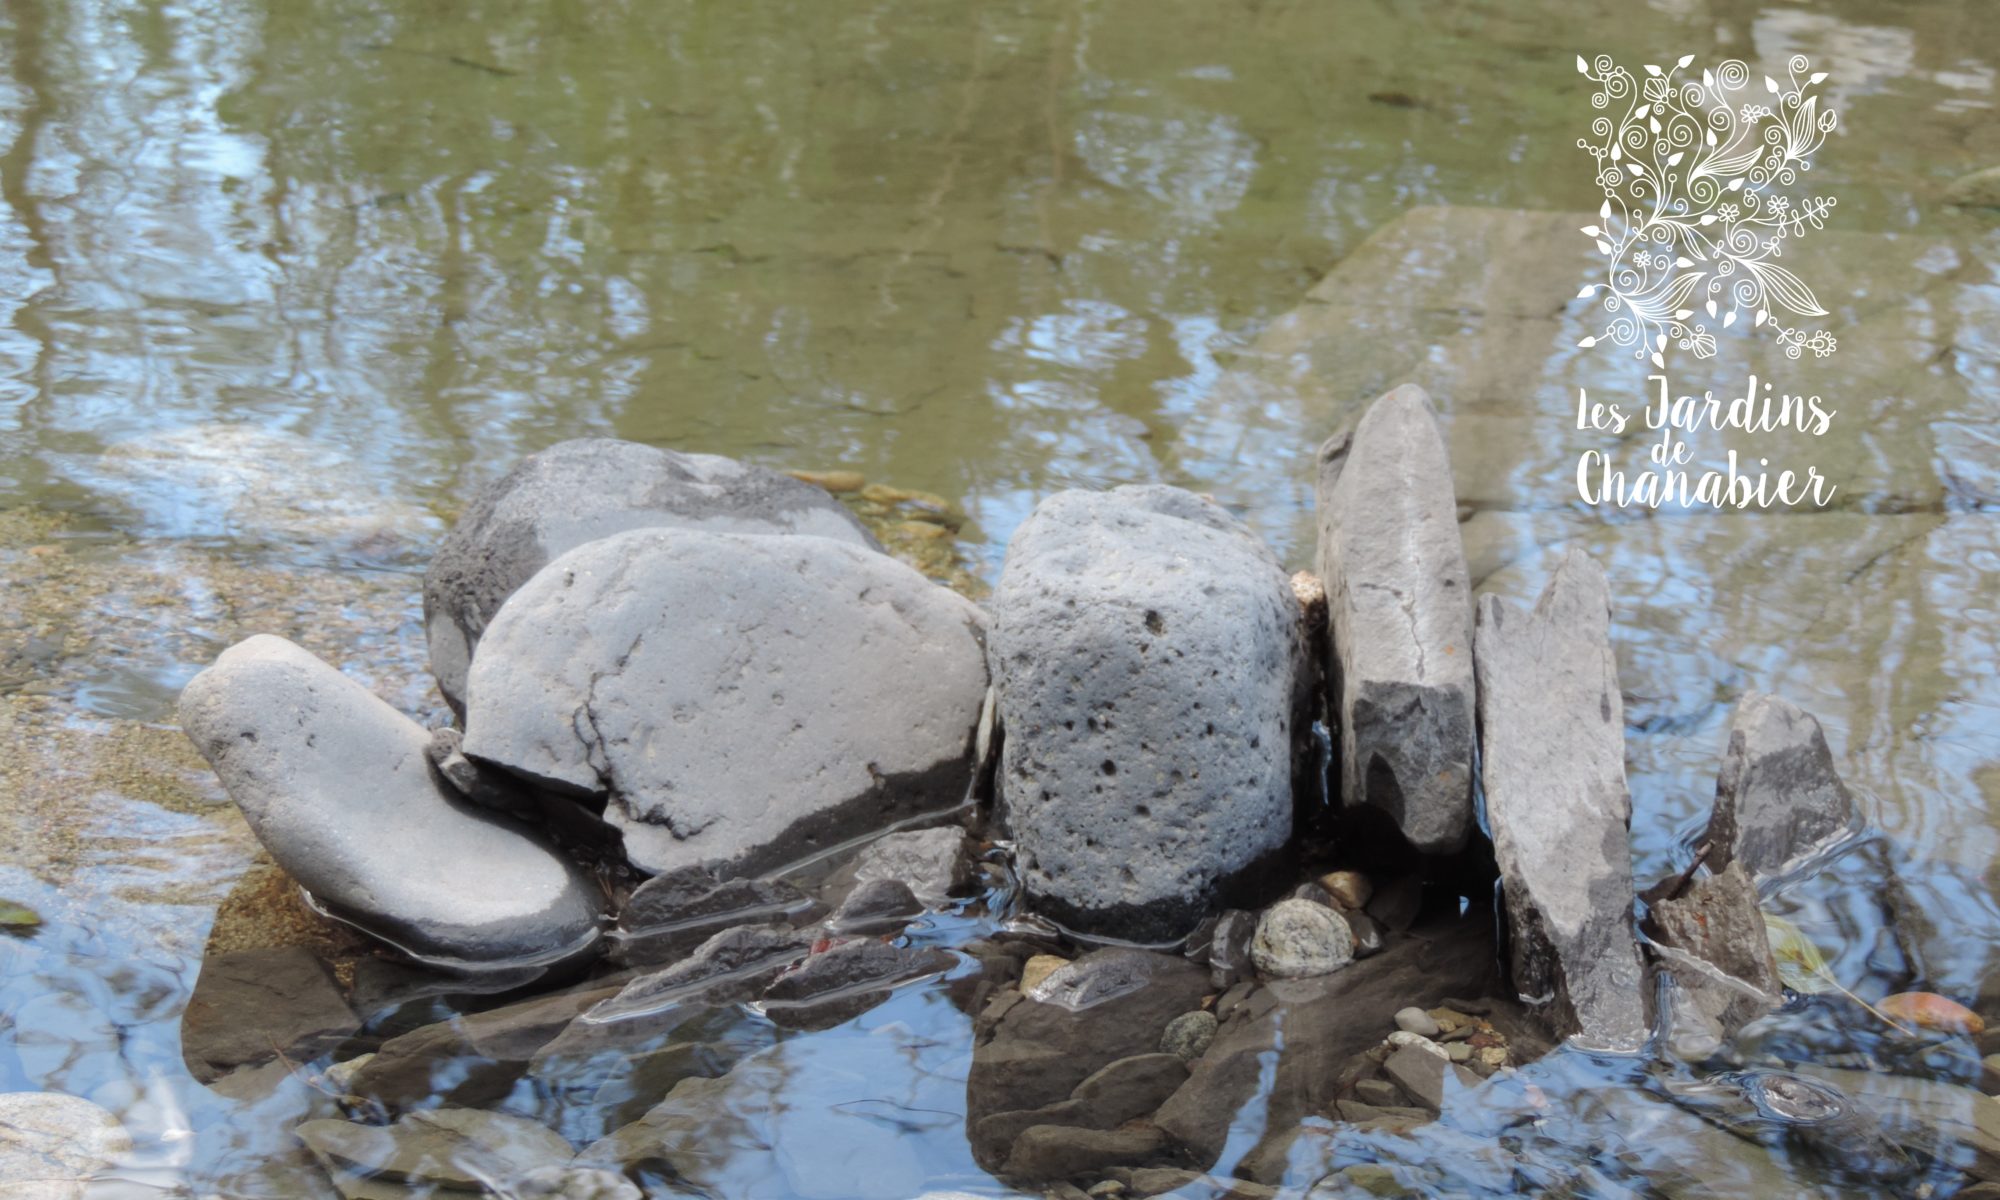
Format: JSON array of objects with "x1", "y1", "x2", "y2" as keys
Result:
[{"x1": 1575, "y1": 54, "x2": 1839, "y2": 364}]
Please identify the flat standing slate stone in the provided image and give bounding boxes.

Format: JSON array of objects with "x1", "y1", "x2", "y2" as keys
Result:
[
  {"x1": 181, "y1": 946, "x2": 359, "y2": 1083},
  {"x1": 1473, "y1": 550, "x2": 1648, "y2": 1052},
  {"x1": 462, "y1": 528, "x2": 989, "y2": 878},
  {"x1": 0, "y1": 1092, "x2": 133, "y2": 1200},
  {"x1": 1315, "y1": 385, "x2": 1477, "y2": 854},
  {"x1": 423, "y1": 437, "x2": 877, "y2": 712},
  {"x1": 989, "y1": 485, "x2": 1304, "y2": 942},
  {"x1": 1702, "y1": 692, "x2": 1860, "y2": 884},
  {"x1": 1647, "y1": 862, "x2": 1783, "y2": 1043},
  {"x1": 177, "y1": 635, "x2": 604, "y2": 968}
]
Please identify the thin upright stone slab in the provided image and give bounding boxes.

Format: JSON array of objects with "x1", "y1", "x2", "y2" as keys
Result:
[
  {"x1": 1703, "y1": 691, "x2": 1861, "y2": 884},
  {"x1": 1315, "y1": 384, "x2": 1476, "y2": 853},
  {"x1": 1473, "y1": 549, "x2": 1648, "y2": 1051}
]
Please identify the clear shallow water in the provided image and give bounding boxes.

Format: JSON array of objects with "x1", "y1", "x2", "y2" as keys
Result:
[{"x1": 1, "y1": 0, "x2": 1998, "y2": 1195}]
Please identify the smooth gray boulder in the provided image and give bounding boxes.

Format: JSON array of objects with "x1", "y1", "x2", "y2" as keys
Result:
[
  {"x1": 989, "y1": 485, "x2": 1303, "y2": 942},
  {"x1": 1473, "y1": 550, "x2": 1648, "y2": 1052},
  {"x1": 462, "y1": 528, "x2": 988, "y2": 878},
  {"x1": 178, "y1": 635, "x2": 604, "y2": 967},
  {"x1": 424, "y1": 438, "x2": 877, "y2": 711},
  {"x1": 1702, "y1": 691, "x2": 1861, "y2": 884},
  {"x1": 1314, "y1": 385, "x2": 1477, "y2": 854}
]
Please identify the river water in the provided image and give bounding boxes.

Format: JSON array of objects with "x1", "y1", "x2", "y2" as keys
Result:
[{"x1": 1, "y1": 1, "x2": 1997, "y2": 1197}]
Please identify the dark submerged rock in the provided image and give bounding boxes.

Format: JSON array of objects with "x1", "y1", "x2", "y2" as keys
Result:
[{"x1": 182, "y1": 947, "x2": 359, "y2": 1084}]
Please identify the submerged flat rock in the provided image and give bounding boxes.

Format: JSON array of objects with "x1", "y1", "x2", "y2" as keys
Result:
[
  {"x1": 988, "y1": 485, "x2": 1304, "y2": 942},
  {"x1": 1315, "y1": 384, "x2": 1476, "y2": 854},
  {"x1": 424, "y1": 438, "x2": 878, "y2": 710},
  {"x1": 178, "y1": 634, "x2": 603, "y2": 967},
  {"x1": 1473, "y1": 550, "x2": 1648, "y2": 1051},
  {"x1": 462, "y1": 528, "x2": 988, "y2": 878}
]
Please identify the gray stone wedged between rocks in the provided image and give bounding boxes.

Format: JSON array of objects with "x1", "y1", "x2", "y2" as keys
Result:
[
  {"x1": 461, "y1": 527, "x2": 989, "y2": 878},
  {"x1": 1472, "y1": 549, "x2": 1649, "y2": 1052},
  {"x1": 423, "y1": 438, "x2": 878, "y2": 712},
  {"x1": 177, "y1": 634, "x2": 604, "y2": 968},
  {"x1": 989, "y1": 485, "x2": 1304, "y2": 942},
  {"x1": 1315, "y1": 384, "x2": 1477, "y2": 854},
  {"x1": 1702, "y1": 691, "x2": 1861, "y2": 885}
]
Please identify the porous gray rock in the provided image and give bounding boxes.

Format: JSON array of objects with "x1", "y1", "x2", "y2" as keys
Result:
[
  {"x1": 1473, "y1": 550, "x2": 1648, "y2": 1052},
  {"x1": 423, "y1": 438, "x2": 876, "y2": 711},
  {"x1": 461, "y1": 528, "x2": 989, "y2": 878},
  {"x1": 0, "y1": 1092, "x2": 132, "y2": 1200},
  {"x1": 181, "y1": 947, "x2": 359, "y2": 1083},
  {"x1": 989, "y1": 485, "x2": 1304, "y2": 942},
  {"x1": 1251, "y1": 898, "x2": 1354, "y2": 979},
  {"x1": 1701, "y1": 692, "x2": 1861, "y2": 884},
  {"x1": 1315, "y1": 385, "x2": 1477, "y2": 854},
  {"x1": 1160, "y1": 1011, "x2": 1218, "y2": 1062},
  {"x1": 177, "y1": 635, "x2": 603, "y2": 967}
]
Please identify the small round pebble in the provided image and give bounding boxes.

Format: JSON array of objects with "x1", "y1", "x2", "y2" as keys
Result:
[
  {"x1": 1317, "y1": 869, "x2": 1373, "y2": 910},
  {"x1": 1160, "y1": 1010, "x2": 1219, "y2": 1062},
  {"x1": 1250, "y1": 898, "x2": 1354, "y2": 979},
  {"x1": 1393, "y1": 1006, "x2": 1440, "y2": 1037},
  {"x1": 1020, "y1": 953, "x2": 1068, "y2": 994}
]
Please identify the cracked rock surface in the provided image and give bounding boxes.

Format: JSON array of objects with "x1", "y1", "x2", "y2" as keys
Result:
[
  {"x1": 1703, "y1": 691, "x2": 1861, "y2": 884},
  {"x1": 1314, "y1": 384, "x2": 1476, "y2": 854},
  {"x1": 1473, "y1": 549, "x2": 1648, "y2": 1052},
  {"x1": 988, "y1": 485, "x2": 1303, "y2": 942},
  {"x1": 423, "y1": 438, "x2": 877, "y2": 713},
  {"x1": 461, "y1": 528, "x2": 988, "y2": 877}
]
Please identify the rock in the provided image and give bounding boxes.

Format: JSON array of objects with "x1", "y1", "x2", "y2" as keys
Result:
[
  {"x1": 424, "y1": 726, "x2": 536, "y2": 818},
  {"x1": 514, "y1": 1166, "x2": 643, "y2": 1199},
  {"x1": 610, "y1": 868, "x2": 818, "y2": 968},
  {"x1": 177, "y1": 635, "x2": 604, "y2": 967},
  {"x1": 1251, "y1": 899, "x2": 1354, "y2": 979},
  {"x1": 1127, "y1": 1167, "x2": 1205, "y2": 1197},
  {"x1": 1386, "y1": 1031, "x2": 1446, "y2": 1058},
  {"x1": 1021, "y1": 954, "x2": 1069, "y2": 994},
  {"x1": 1381, "y1": 1044, "x2": 1479, "y2": 1114},
  {"x1": 1193, "y1": 909, "x2": 1258, "y2": 988},
  {"x1": 1646, "y1": 862, "x2": 1783, "y2": 1042},
  {"x1": 348, "y1": 980, "x2": 624, "y2": 1108},
  {"x1": 1946, "y1": 166, "x2": 2000, "y2": 209},
  {"x1": 830, "y1": 878, "x2": 924, "y2": 934},
  {"x1": 1160, "y1": 1011, "x2": 1218, "y2": 1063},
  {"x1": 1003, "y1": 1124, "x2": 1173, "y2": 1181},
  {"x1": 967, "y1": 948, "x2": 1209, "y2": 1168},
  {"x1": 584, "y1": 1041, "x2": 739, "y2": 1134},
  {"x1": 1983, "y1": 1055, "x2": 2000, "y2": 1097},
  {"x1": 851, "y1": 827, "x2": 973, "y2": 904},
  {"x1": 1318, "y1": 871, "x2": 1372, "y2": 910},
  {"x1": 0, "y1": 1092, "x2": 133, "y2": 1200},
  {"x1": 1472, "y1": 550, "x2": 1648, "y2": 1052},
  {"x1": 1152, "y1": 911, "x2": 1526, "y2": 1170},
  {"x1": 1342, "y1": 911, "x2": 1385, "y2": 959},
  {"x1": 1797, "y1": 1066, "x2": 2000, "y2": 1180},
  {"x1": 787, "y1": 468, "x2": 868, "y2": 494},
  {"x1": 1702, "y1": 692, "x2": 1860, "y2": 884},
  {"x1": 295, "y1": 1109, "x2": 573, "y2": 1191},
  {"x1": 760, "y1": 939, "x2": 957, "y2": 1030},
  {"x1": 182, "y1": 946, "x2": 359, "y2": 1083},
  {"x1": 461, "y1": 528, "x2": 989, "y2": 877},
  {"x1": 423, "y1": 438, "x2": 876, "y2": 710},
  {"x1": 1393, "y1": 1007, "x2": 1440, "y2": 1037},
  {"x1": 578, "y1": 924, "x2": 815, "y2": 1028},
  {"x1": 1364, "y1": 874, "x2": 1423, "y2": 934},
  {"x1": 1314, "y1": 387, "x2": 1477, "y2": 854},
  {"x1": 1352, "y1": 1078, "x2": 1404, "y2": 1109},
  {"x1": 1072, "y1": 1054, "x2": 1190, "y2": 1123},
  {"x1": 988, "y1": 485, "x2": 1304, "y2": 942}
]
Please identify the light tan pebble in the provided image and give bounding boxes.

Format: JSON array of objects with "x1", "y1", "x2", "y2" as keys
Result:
[
  {"x1": 1317, "y1": 870, "x2": 1372, "y2": 910},
  {"x1": 787, "y1": 469, "x2": 866, "y2": 493},
  {"x1": 1477, "y1": 1046, "x2": 1507, "y2": 1067},
  {"x1": 1087, "y1": 1182, "x2": 1126, "y2": 1198},
  {"x1": 1020, "y1": 954, "x2": 1067, "y2": 994},
  {"x1": 1387, "y1": 1031, "x2": 1448, "y2": 1060},
  {"x1": 860, "y1": 482, "x2": 918, "y2": 505},
  {"x1": 321, "y1": 1054, "x2": 374, "y2": 1094},
  {"x1": 1428, "y1": 1006, "x2": 1472, "y2": 1032},
  {"x1": 1446, "y1": 1042, "x2": 1473, "y2": 1063},
  {"x1": 894, "y1": 520, "x2": 953, "y2": 542}
]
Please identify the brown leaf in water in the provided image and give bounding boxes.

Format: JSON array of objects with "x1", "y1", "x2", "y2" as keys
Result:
[{"x1": 1878, "y1": 992, "x2": 1985, "y2": 1036}]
